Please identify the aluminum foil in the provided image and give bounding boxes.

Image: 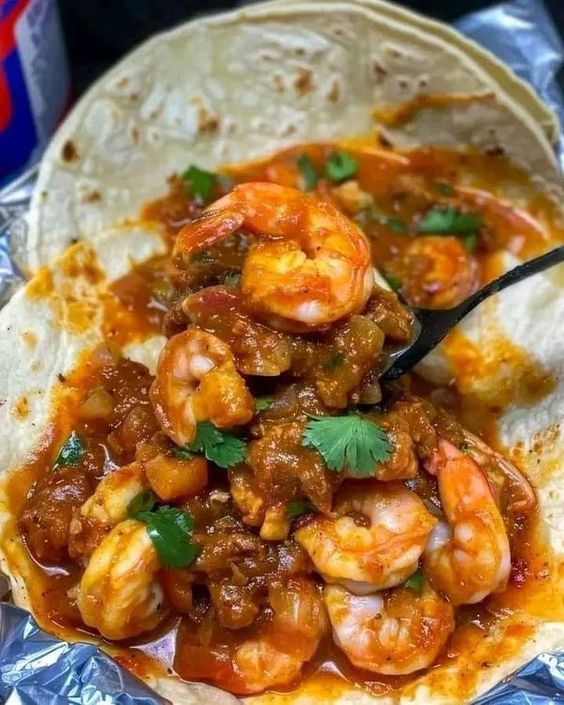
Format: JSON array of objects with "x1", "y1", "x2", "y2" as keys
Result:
[{"x1": 0, "y1": 1, "x2": 563, "y2": 703}]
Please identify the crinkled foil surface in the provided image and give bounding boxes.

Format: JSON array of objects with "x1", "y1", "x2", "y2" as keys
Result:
[{"x1": 0, "y1": 1, "x2": 562, "y2": 702}]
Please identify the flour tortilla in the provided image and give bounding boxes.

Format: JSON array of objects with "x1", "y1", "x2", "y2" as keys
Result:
[
  {"x1": 2, "y1": 0, "x2": 564, "y2": 702},
  {"x1": 1, "y1": 220, "x2": 564, "y2": 704},
  {"x1": 25, "y1": 0, "x2": 563, "y2": 274}
]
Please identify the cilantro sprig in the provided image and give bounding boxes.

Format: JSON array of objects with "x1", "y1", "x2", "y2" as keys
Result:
[
  {"x1": 296, "y1": 154, "x2": 319, "y2": 190},
  {"x1": 182, "y1": 164, "x2": 218, "y2": 202},
  {"x1": 174, "y1": 421, "x2": 246, "y2": 469},
  {"x1": 128, "y1": 491, "x2": 200, "y2": 568},
  {"x1": 323, "y1": 352, "x2": 345, "y2": 372},
  {"x1": 325, "y1": 151, "x2": 358, "y2": 182},
  {"x1": 303, "y1": 415, "x2": 392, "y2": 476},
  {"x1": 286, "y1": 500, "x2": 317, "y2": 520},
  {"x1": 370, "y1": 207, "x2": 407, "y2": 233},
  {"x1": 255, "y1": 396, "x2": 273, "y2": 413},
  {"x1": 404, "y1": 569, "x2": 424, "y2": 594},
  {"x1": 418, "y1": 206, "x2": 481, "y2": 234},
  {"x1": 382, "y1": 271, "x2": 402, "y2": 292},
  {"x1": 54, "y1": 431, "x2": 85, "y2": 467}
]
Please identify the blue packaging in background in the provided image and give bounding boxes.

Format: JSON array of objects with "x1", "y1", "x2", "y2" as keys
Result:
[{"x1": 0, "y1": 0, "x2": 69, "y2": 182}]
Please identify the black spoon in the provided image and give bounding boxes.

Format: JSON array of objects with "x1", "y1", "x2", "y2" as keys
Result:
[{"x1": 381, "y1": 245, "x2": 564, "y2": 381}]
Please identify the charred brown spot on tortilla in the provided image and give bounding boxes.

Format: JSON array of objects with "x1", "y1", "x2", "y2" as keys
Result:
[
  {"x1": 195, "y1": 104, "x2": 220, "y2": 134},
  {"x1": 8, "y1": 140, "x2": 564, "y2": 700},
  {"x1": 327, "y1": 78, "x2": 341, "y2": 103},
  {"x1": 61, "y1": 139, "x2": 79, "y2": 162},
  {"x1": 82, "y1": 189, "x2": 102, "y2": 203},
  {"x1": 294, "y1": 67, "x2": 314, "y2": 96}
]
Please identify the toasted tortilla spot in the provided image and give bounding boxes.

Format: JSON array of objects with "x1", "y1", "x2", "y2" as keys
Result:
[
  {"x1": 12, "y1": 397, "x2": 29, "y2": 420},
  {"x1": 374, "y1": 92, "x2": 495, "y2": 128},
  {"x1": 61, "y1": 140, "x2": 79, "y2": 162},
  {"x1": 327, "y1": 78, "x2": 341, "y2": 103},
  {"x1": 26, "y1": 268, "x2": 54, "y2": 299},
  {"x1": 192, "y1": 100, "x2": 220, "y2": 133},
  {"x1": 83, "y1": 190, "x2": 102, "y2": 203},
  {"x1": 21, "y1": 331, "x2": 37, "y2": 349},
  {"x1": 294, "y1": 68, "x2": 314, "y2": 96}
]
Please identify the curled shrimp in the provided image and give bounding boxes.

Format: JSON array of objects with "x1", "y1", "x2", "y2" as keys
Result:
[
  {"x1": 77, "y1": 519, "x2": 167, "y2": 640},
  {"x1": 462, "y1": 430, "x2": 536, "y2": 516},
  {"x1": 69, "y1": 462, "x2": 146, "y2": 560},
  {"x1": 150, "y1": 327, "x2": 254, "y2": 446},
  {"x1": 175, "y1": 576, "x2": 327, "y2": 694},
  {"x1": 395, "y1": 235, "x2": 477, "y2": 309},
  {"x1": 424, "y1": 439, "x2": 511, "y2": 605},
  {"x1": 174, "y1": 183, "x2": 373, "y2": 331},
  {"x1": 295, "y1": 482, "x2": 437, "y2": 594},
  {"x1": 324, "y1": 582, "x2": 454, "y2": 675}
]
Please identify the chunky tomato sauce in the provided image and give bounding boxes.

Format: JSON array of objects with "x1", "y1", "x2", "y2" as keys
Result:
[{"x1": 8, "y1": 142, "x2": 563, "y2": 701}]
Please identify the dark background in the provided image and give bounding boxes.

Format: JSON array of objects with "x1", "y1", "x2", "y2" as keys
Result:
[{"x1": 58, "y1": 0, "x2": 564, "y2": 97}]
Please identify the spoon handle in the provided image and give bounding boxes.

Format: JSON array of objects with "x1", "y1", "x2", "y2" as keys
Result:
[{"x1": 382, "y1": 245, "x2": 564, "y2": 381}]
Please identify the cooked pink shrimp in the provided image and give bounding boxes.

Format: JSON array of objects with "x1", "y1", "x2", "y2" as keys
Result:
[
  {"x1": 174, "y1": 183, "x2": 373, "y2": 331},
  {"x1": 324, "y1": 582, "x2": 454, "y2": 675},
  {"x1": 462, "y1": 430, "x2": 536, "y2": 516},
  {"x1": 150, "y1": 328, "x2": 254, "y2": 446},
  {"x1": 176, "y1": 576, "x2": 327, "y2": 694},
  {"x1": 295, "y1": 482, "x2": 437, "y2": 594},
  {"x1": 424, "y1": 439, "x2": 511, "y2": 605},
  {"x1": 77, "y1": 519, "x2": 167, "y2": 640}
]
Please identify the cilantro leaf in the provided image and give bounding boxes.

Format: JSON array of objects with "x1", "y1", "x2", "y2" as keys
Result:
[
  {"x1": 135, "y1": 505, "x2": 200, "y2": 568},
  {"x1": 286, "y1": 500, "x2": 317, "y2": 520},
  {"x1": 386, "y1": 216, "x2": 407, "y2": 233},
  {"x1": 323, "y1": 352, "x2": 345, "y2": 372},
  {"x1": 404, "y1": 569, "x2": 424, "y2": 594},
  {"x1": 54, "y1": 431, "x2": 85, "y2": 467},
  {"x1": 128, "y1": 490, "x2": 156, "y2": 517},
  {"x1": 434, "y1": 182, "x2": 454, "y2": 196},
  {"x1": 302, "y1": 415, "x2": 392, "y2": 476},
  {"x1": 325, "y1": 151, "x2": 358, "y2": 182},
  {"x1": 296, "y1": 154, "x2": 319, "y2": 190},
  {"x1": 369, "y1": 207, "x2": 407, "y2": 233},
  {"x1": 382, "y1": 271, "x2": 402, "y2": 292},
  {"x1": 182, "y1": 165, "x2": 218, "y2": 202},
  {"x1": 177, "y1": 421, "x2": 246, "y2": 469},
  {"x1": 173, "y1": 445, "x2": 195, "y2": 460},
  {"x1": 255, "y1": 396, "x2": 273, "y2": 412},
  {"x1": 191, "y1": 252, "x2": 215, "y2": 264},
  {"x1": 222, "y1": 271, "x2": 242, "y2": 287},
  {"x1": 418, "y1": 206, "x2": 482, "y2": 234},
  {"x1": 463, "y1": 232, "x2": 478, "y2": 253}
]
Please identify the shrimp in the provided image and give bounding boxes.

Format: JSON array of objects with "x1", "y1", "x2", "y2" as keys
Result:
[
  {"x1": 150, "y1": 327, "x2": 254, "y2": 446},
  {"x1": 396, "y1": 235, "x2": 477, "y2": 309},
  {"x1": 324, "y1": 582, "x2": 454, "y2": 675},
  {"x1": 295, "y1": 482, "x2": 437, "y2": 594},
  {"x1": 461, "y1": 430, "x2": 536, "y2": 516},
  {"x1": 77, "y1": 519, "x2": 167, "y2": 640},
  {"x1": 175, "y1": 576, "x2": 327, "y2": 694},
  {"x1": 173, "y1": 183, "x2": 373, "y2": 331},
  {"x1": 69, "y1": 462, "x2": 146, "y2": 560},
  {"x1": 424, "y1": 439, "x2": 511, "y2": 605}
]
